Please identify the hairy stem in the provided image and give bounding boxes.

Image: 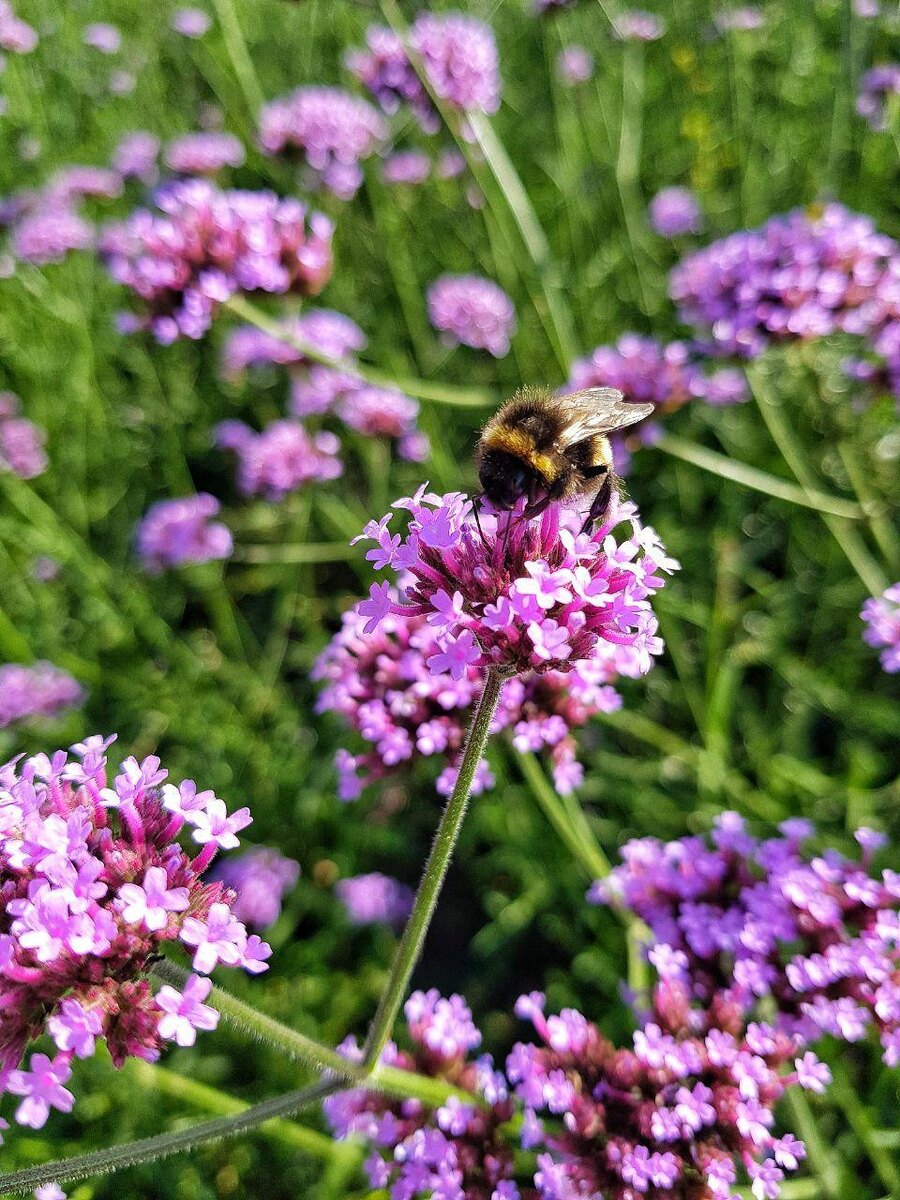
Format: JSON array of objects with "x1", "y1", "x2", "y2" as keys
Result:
[{"x1": 362, "y1": 667, "x2": 505, "y2": 1068}]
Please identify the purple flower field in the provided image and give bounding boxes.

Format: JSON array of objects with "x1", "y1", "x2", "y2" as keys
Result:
[{"x1": 0, "y1": 2, "x2": 897, "y2": 1197}]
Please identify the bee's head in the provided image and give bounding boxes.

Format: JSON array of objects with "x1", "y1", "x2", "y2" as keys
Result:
[{"x1": 477, "y1": 449, "x2": 532, "y2": 510}]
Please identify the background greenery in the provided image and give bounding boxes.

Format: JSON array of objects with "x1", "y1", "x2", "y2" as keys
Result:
[{"x1": 0, "y1": 0, "x2": 898, "y2": 1196}]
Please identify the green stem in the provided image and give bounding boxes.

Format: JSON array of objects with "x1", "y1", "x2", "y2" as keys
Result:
[
  {"x1": 209, "y1": 0, "x2": 265, "y2": 116},
  {"x1": 152, "y1": 959, "x2": 362, "y2": 1080},
  {"x1": 362, "y1": 667, "x2": 505, "y2": 1068},
  {"x1": 829, "y1": 1062, "x2": 900, "y2": 1195},
  {"x1": 0, "y1": 1077, "x2": 342, "y2": 1195},
  {"x1": 746, "y1": 363, "x2": 888, "y2": 597},
  {"x1": 783, "y1": 1089, "x2": 841, "y2": 1200},
  {"x1": 226, "y1": 296, "x2": 494, "y2": 407},
  {"x1": 654, "y1": 435, "x2": 864, "y2": 519},
  {"x1": 127, "y1": 1060, "x2": 354, "y2": 1162}
]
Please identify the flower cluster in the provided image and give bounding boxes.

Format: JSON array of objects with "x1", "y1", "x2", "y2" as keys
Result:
[
  {"x1": 0, "y1": 737, "x2": 269, "y2": 1133},
  {"x1": 382, "y1": 149, "x2": 432, "y2": 185},
  {"x1": 556, "y1": 46, "x2": 594, "y2": 86},
  {"x1": 325, "y1": 990, "x2": 522, "y2": 1200},
  {"x1": 592, "y1": 812, "x2": 900, "y2": 1066},
  {"x1": 353, "y1": 488, "x2": 676, "y2": 680},
  {"x1": 172, "y1": 8, "x2": 211, "y2": 37},
  {"x1": 669, "y1": 205, "x2": 900, "y2": 397},
  {"x1": 0, "y1": 1, "x2": 37, "y2": 53},
  {"x1": 510, "y1": 990, "x2": 815, "y2": 1200},
  {"x1": 861, "y1": 582, "x2": 900, "y2": 673},
  {"x1": 856, "y1": 65, "x2": 900, "y2": 132},
  {"x1": 83, "y1": 22, "x2": 120, "y2": 53},
  {"x1": 210, "y1": 847, "x2": 300, "y2": 929},
  {"x1": 648, "y1": 186, "x2": 702, "y2": 238},
  {"x1": 135, "y1": 493, "x2": 233, "y2": 573},
  {"x1": 100, "y1": 180, "x2": 334, "y2": 342},
  {"x1": 347, "y1": 13, "x2": 500, "y2": 135},
  {"x1": 427, "y1": 274, "x2": 516, "y2": 357},
  {"x1": 164, "y1": 131, "x2": 246, "y2": 175},
  {"x1": 713, "y1": 6, "x2": 766, "y2": 32},
  {"x1": 313, "y1": 595, "x2": 639, "y2": 801},
  {"x1": 0, "y1": 391, "x2": 47, "y2": 479},
  {"x1": 0, "y1": 176, "x2": 99, "y2": 268},
  {"x1": 613, "y1": 10, "x2": 666, "y2": 40},
  {"x1": 0, "y1": 663, "x2": 83, "y2": 730},
  {"x1": 335, "y1": 872, "x2": 414, "y2": 928},
  {"x1": 258, "y1": 87, "x2": 386, "y2": 200},
  {"x1": 566, "y1": 336, "x2": 747, "y2": 469},
  {"x1": 113, "y1": 131, "x2": 161, "y2": 182},
  {"x1": 215, "y1": 419, "x2": 342, "y2": 500},
  {"x1": 221, "y1": 311, "x2": 427, "y2": 466}
]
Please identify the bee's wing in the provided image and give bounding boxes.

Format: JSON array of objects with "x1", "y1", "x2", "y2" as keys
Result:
[{"x1": 554, "y1": 388, "x2": 654, "y2": 447}]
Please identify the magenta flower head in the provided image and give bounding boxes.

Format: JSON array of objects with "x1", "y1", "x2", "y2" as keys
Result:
[
  {"x1": 112, "y1": 131, "x2": 160, "y2": 183},
  {"x1": 592, "y1": 812, "x2": 900, "y2": 1066},
  {"x1": 670, "y1": 203, "x2": 899, "y2": 360},
  {"x1": 215, "y1": 419, "x2": 342, "y2": 500},
  {"x1": 348, "y1": 13, "x2": 500, "y2": 134},
  {"x1": 209, "y1": 847, "x2": 300, "y2": 929},
  {"x1": 325, "y1": 989, "x2": 518, "y2": 1199},
  {"x1": 861, "y1": 582, "x2": 900, "y2": 673},
  {"x1": 258, "y1": 87, "x2": 387, "y2": 200},
  {"x1": 99, "y1": 180, "x2": 334, "y2": 342},
  {"x1": 335, "y1": 872, "x2": 414, "y2": 928},
  {"x1": 0, "y1": 736, "x2": 267, "y2": 1135},
  {"x1": 0, "y1": 662, "x2": 83, "y2": 729},
  {"x1": 648, "y1": 186, "x2": 702, "y2": 238},
  {"x1": 556, "y1": 45, "x2": 594, "y2": 85},
  {"x1": 82, "y1": 22, "x2": 120, "y2": 53},
  {"x1": 381, "y1": 149, "x2": 432, "y2": 185},
  {"x1": 856, "y1": 65, "x2": 900, "y2": 132},
  {"x1": 613, "y1": 9, "x2": 666, "y2": 40},
  {"x1": 164, "y1": 132, "x2": 246, "y2": 175},
  {"x1": 172, "y1": 7, "x2": 211, "y2": 37},
  {"x1": 427, "y1": 275, "x2": 516, "y2": 357},
  {"x1": 0, "y1": 2, "x2": 37, "y2": 53},
  {"x1": 714, "y1": 6, "x2": 766, "y2": 31},
  {"x1": 509, "y1": 991, "x2": 814, "y2": 1200},
  {"x1": 352, "y1": 487, "x2": 676, "y2": 683},
  {"x1": 314, "y1": 597, "x2": 639, "y2": 800},
  {"x1": 135, "y1": 493, "x2": 233, "y2": 573},
  {"x1": 0, "y1": 391, "x2": 47, "y2": 479}
]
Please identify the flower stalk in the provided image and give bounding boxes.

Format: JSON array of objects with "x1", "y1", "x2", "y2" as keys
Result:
[{"x1": 362, "y1": 666, "x2": 505, "y2": 1067}]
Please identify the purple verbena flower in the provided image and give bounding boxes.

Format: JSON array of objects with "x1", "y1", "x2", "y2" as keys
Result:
[
  {"x1": 714, "y1": 7, "x2": 766, "y2": 32},
  {"x1": 164, "y1": 132, "x2": 246, "y2": 175},
  {"x1": 82, "y1": 23, "x2": 120, "y2": 53},
  {"x1": 99, "y1": 180, "x2": 334, "y2": 342},
  {"x1": 427, "y1": 275, "x2": 516, "y2": 357},
  {"x1": 556, "y1": 46, "x2": 594, "y2": 85},
  {"x1": 258, "y1": 87, "x2": 386, "y2": 199},
  {"x1": 861, "y1": 582, "x2": 900, "y2": 673},
  {"x1": 0, "y1": 2, "x2": 37, "y2": 53},
  {"x1": 0, "y1": 663, "x2": 82, "y2": 729},
  {"x1": 209, "y1": 847, "x2": 300, "y2": 928},
  {"x1": 335, "y1": 873, "x2": 414, "y2": 928},
  {"x1": 856, "y1": 65, "x2": 900, "y2": 132},
  {"x1": 0, "y1": 737, "x2": 268, "y2": 1136},
  {"x1": 172, "y1": 8, "x2": 211, "y2": 37},
  {"x1": 648, "y1": 187, "x2": 702, "y2": 238},
  {"x1": 215, "y1": 419, "x2": 342, "y2": 500},
  {"x1": 613, "y1": 10, "x2": 666, "y2": 40},
  {"x1": 112, "y1": 132, "x2": 160, "y2": 183},
  {"x1": 135, "y1": 493, "x2": 232, "y2": 573},
  {"x1": 0, "y1": 392, "x2": 47, "y2": 479},
  {"x1": 381, "y1": 149, "x2": 431, "y2": 185}
]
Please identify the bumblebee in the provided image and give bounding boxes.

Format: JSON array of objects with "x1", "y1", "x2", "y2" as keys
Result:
[{"x1": 475, "y1": 386, "x2": 653, "y2": 527}]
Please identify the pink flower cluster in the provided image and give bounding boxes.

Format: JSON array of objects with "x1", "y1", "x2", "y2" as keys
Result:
[
  {"x1": 856, "y1": 65, "x2": 900, "y2": 132},
  {"x1": 0, "y1": 737, "x2": 269, "y2": 1134},
  {"x1": 164, "y1": 131, "x2": 246, "y2": 175},
  {"x1": 220, "y1": 311, "x2": 428, "y2": 475},
  {"x1": 648, "y1": 186, "x2": 702, "y2": 238},
  {"x1": 347, "y1": 13, "x2": 500, "y2": 135},
  {"x1": 215, "y1": 419, "x2": 342, "y2": 501},
  {"x1": 0, "y1": 663, "x2": 83, "y2": 730},
  {"x1": 427, "y1": 274, "x2": 516, "y2": 357},
  {"x1": 258, "y1": 87, "x2": 386, "y2": 200},
  {"x1": 0, "y1": 170, "x2": 113, "y2": 267},
  {"x1": 353, "y1": 488, "x2": 676, "y2": 679},
  {"x1": 510, "y1": 990, "x2": 816, "y2": 1200},
  {"x1": 592, "y1": 813, "x2": 900, "y2": 1066},
  {"x1": 861, "y1": 582, "x2": 900, "y2": 673},
  {"x1": 100, "y1": 180, "x2": 334, "y2": 342},
  {"x1": 0, "y1": 391, "x2": 47, "y2": 479},
  {"x1": 210, "y1": 847, "x2": 300, "y2": 929},
  {"x1": 613, "y1": 10, "x2": 666, "y2": 40},
  {"x1": 0, "y1": 1, "x2": 37, "y2": 53},
  {"x1": 135, "y1": 493, "x2": 233, "y2": 573},
  {"x1": 325, "y1": 990, "x2": 521, "y2": 1200},
  {"x1": 313, "y1": 595, "x2": 639, "y2": 801},
  {"x1": 335, "y1": 872, "x2": 414, "y2": 928},
  {"x1": 670, "y1": 205, "x2": 900, "y2": 397},
  {"x1": 113, "y1": 131, "x2": 160, "y2": 183}
]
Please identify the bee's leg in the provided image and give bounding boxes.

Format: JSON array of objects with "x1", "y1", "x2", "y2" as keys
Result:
[
  {"x1": 581, "y1": 473, "x2": 613, "y2": 534},
  {"x1": 472, "y1": 494, "x2": 487, "y2": 546}
]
